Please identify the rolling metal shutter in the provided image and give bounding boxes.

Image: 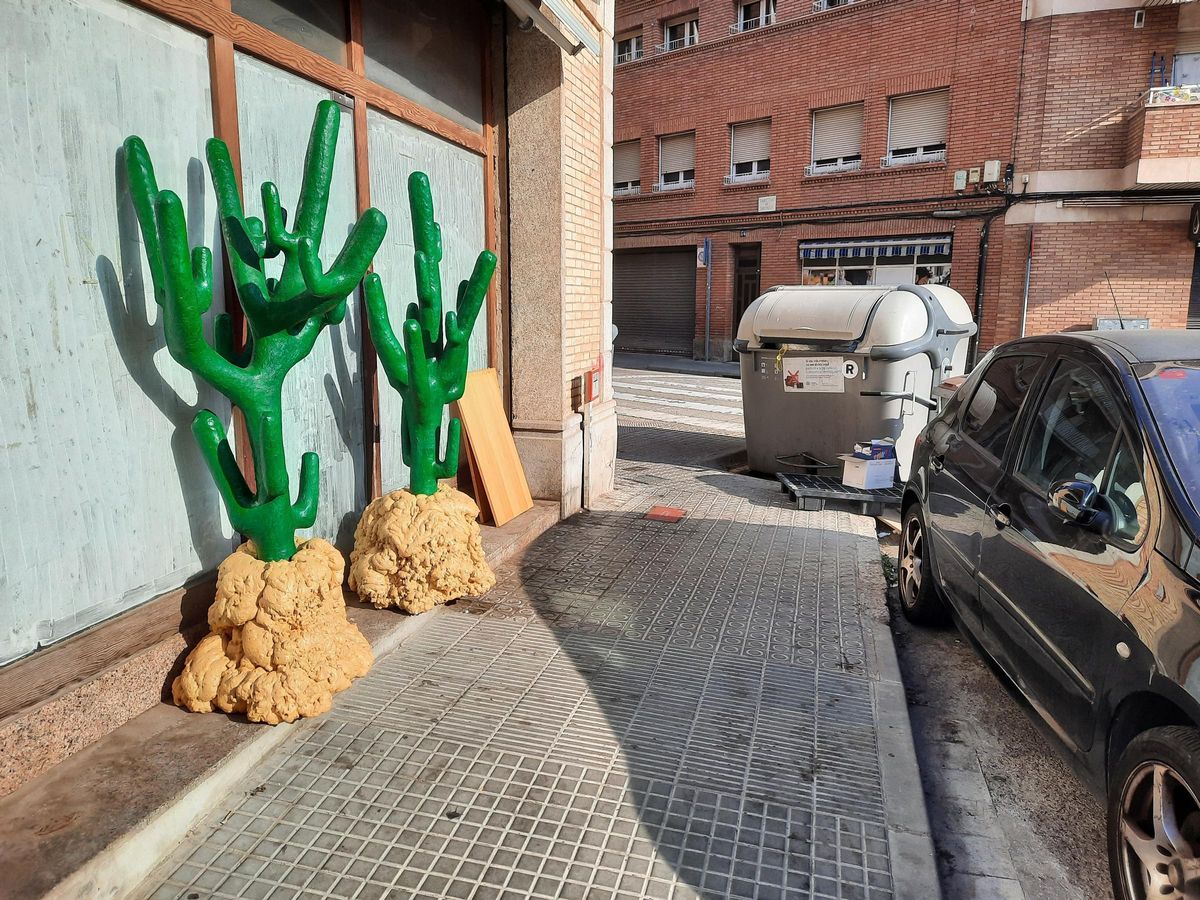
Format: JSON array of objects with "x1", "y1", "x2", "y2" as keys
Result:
[
  {"x1": 659, "y1": 132, "x2": 695, "y2": 176},
  {"x1": 731, "y1": 120, "x2": 771, "y2": 164},
  {"x1": 613, "y1": 249, "x2": 696, "y2": 355},
  {"x1": 614, "y1": 141, "x2": 640, "y2": 184},
  {"x1": 888, "y1": 89, "x2": 949, "y2": 150},
  {"x1": 812, "y1": 103, "x2": 863, "y2": 160}
]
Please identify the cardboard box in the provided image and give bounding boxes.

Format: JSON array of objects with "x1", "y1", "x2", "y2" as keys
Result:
[
  {"x1": 840, "y1": 454, "x2": 897, "y2": 490},
  {"x1": 852, "y1": 439, "x2": 896, "y2": 460}
]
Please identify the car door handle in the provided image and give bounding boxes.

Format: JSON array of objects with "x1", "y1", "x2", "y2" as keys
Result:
[
  {"x1": 930, "y1": 454, "x2": 945, "y2": 472},
  {"x1": 989, "y1": 502, "x2": 1012, "y2": 529}
]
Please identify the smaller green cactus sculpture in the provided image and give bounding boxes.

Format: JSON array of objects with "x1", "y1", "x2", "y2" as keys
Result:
[
  {"x1": 124, "y1": 100, "x2": 387, "y2": 561},
  {"x1": 363, "y1": 172, "x2": 497, "y2": 496}
]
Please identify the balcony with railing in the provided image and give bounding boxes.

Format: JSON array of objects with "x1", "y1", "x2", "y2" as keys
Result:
[
  {"x1": 723, "y1": 171, "x2": 770, "y2": 185},
  {"x1": 812, "y1": 0, "x2": 860, "y2": 11},
  {"x1": 615, "y1": 48, "x2": 643, "y2": 65},
  {"x1": 653, "y1": 179, "x2": 696, "y2": 192},
  {"x1": 805, "y1": 158, "x2": 863, "y2": 177},
  {"x1": 880, "y1": 147, "x2": 947, "y2": 168},
  {"x1": 729, "y1": 12, "x2": 774, "y2": 33}
]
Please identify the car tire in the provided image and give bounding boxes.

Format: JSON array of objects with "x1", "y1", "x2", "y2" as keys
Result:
[
  {"x1": 897, "y1": 503, "x2": 949, "y2": 626},
  {"x1": 1108, "y1": 726, "x2": 1200, "y2": 900}
]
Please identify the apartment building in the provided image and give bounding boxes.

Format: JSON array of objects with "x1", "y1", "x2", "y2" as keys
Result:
[{"x1": 612, "y1": 0, "x2": 1200, "y2": 359}]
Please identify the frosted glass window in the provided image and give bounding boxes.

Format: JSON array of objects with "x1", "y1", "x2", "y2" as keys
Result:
[
  {"x1": 233, "y1": 0, "x2": 348, "y2": 65},
  {"x1": 361, "y1": 0, "x2": 485, "y2": 133}
]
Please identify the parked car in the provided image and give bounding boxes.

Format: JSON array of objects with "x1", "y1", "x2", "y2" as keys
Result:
[{"x1": 898, "y1": 330, "x2": 1200, "y2": 900}]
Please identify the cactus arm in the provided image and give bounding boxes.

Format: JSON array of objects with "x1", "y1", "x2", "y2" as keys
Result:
[
  {"x1": 192, "y1": 411, "x2": 254, "y2": 533},
  {"x1": 122, "y1": 136, "x2": 167, "y2": 304},
  {"x1": 362, "y1": 274, "x2": 409, "y2": 389},
  {"x1": 408, "y1": 172, "x2": 444, "y2": 346},
  {"x1": 434, "y1": 419, "x2": 461, "y2": 480},
  {"x1": 291, "y1": 451, "x2": 320, "y2": 528},
  {"x1": 152, "y1": 190, "x2": 243, "y2": 400},
  {"x1": 206, "y1": 138, "x2": 271, "y2": 330},
  {"x1": 440, "y1": 250, "x2": 497, "y2": 399},
  {"x1": 402, "y1": 318, "x2": 432, "y2": 395},
  {"x1": 213, "y1": 313, "x2": 254, "y2": 367},
  {"x1": 294, "y1": 207, "x2": 387, "y2": 302},
  {"x1": 260, "y1": 181, "x2": 297, "y2": 254}
]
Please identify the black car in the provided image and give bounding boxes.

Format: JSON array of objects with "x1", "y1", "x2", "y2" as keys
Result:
[{"x1": 899, "y1": 330, "x2": 1200, "y2": 900}]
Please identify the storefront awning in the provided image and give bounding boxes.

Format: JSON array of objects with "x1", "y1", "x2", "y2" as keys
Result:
[{"x1": 799, "y1": 235, "x2": 952, "y2": 260}]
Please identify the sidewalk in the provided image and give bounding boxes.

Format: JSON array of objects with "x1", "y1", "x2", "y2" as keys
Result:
[
  {"x1": 614, "y1": 351, "x2": 741, "y2": 379},
  {"x1": 137, "y1": 412, "x2": 935, "y2": 899}
]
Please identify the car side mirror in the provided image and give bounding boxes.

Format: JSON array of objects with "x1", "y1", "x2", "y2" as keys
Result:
[{"x1": 1048, "y1": 479, "x2": 1111, "y2": 535}]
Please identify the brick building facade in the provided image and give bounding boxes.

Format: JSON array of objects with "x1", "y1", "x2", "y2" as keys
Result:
[{"x1": 612, "y1": 0, "x2": 1200, "y2": 360}]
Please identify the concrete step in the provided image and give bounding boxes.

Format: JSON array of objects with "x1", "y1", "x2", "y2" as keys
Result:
[{"x1": 0, "y1": 501, "x2": 559, "y2": 900}]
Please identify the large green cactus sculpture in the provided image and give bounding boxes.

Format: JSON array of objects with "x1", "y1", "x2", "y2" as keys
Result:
[
  {"x1": 363, "y1": 172, "x2": 496, "y2": 496},
  {"x1": 123, "y1": 100, "x2": 387, "y2": 561}
]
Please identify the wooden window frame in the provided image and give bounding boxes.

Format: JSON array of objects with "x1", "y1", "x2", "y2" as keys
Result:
[{"x1": 130, "y1": 0, "x2": 501, "y2": 502}]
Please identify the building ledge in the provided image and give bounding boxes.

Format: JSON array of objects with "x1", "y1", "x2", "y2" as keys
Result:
[
  {"x1": 617, "y1": 186, "x2": 696, "y2": 202},
  {"x1": 0, "y1": 500, "x2": 562, "y2": 899},
  {"x1": 721, "y1": 177, "x2": 772, "y2": 192}
]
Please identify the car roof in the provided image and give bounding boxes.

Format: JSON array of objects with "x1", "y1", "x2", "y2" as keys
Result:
[{"x1": 999, "y1": 330, "x2": 1200, "y2": 365}]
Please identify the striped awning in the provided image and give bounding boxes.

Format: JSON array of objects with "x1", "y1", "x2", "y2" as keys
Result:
[{"x1": 799, "y1": 235, "x2": 952, "y2": 260}]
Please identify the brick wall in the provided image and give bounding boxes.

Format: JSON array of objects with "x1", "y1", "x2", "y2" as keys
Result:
[
  {"x1": 1022, "y1": 222, "x2": 1193, "y2": 335},
  {"x1": 562, "y1": 48, "x2": 607, "y2": 409},
  {"x1": 614, "y1": 0, "x2": 1022, "y2": 223},
  {"x1": 1141, "y1": 104, "x2": 1200, "y2": 159}
]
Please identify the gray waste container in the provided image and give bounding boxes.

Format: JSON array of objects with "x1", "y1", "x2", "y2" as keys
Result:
[{"x1": 735, "y1": 284, "x2": 976, "y2": 482}]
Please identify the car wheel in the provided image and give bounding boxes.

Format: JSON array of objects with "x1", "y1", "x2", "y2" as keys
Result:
[
  {"x1": 897, "y1": 503, "x2": 948, "y2": 625},
  {"x1": 1109, "y1": 726, "x2": 1200, "y2": 900}
]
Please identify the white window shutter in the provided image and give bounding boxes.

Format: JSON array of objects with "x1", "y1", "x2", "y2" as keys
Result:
[
  {"x1": 660, "y1": 132, "x2": 695, "y2": 174},
  {"x1": 614, "y1": 141, "x2": 640, "y2": 183},
  {"x1": 812, "y1": 103, "x2": 863, "y2": 160},
  {"x1": 731, "y1": 120, "x2": 770, "y2": 165},
  {"x1": 889, "y1": 90, "x2": 949, "y2": 150}
]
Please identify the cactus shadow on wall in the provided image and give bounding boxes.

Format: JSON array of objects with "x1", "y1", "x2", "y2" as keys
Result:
[
  {"x1": 322, "y1": 278, "x2": 367, "y2": 554},
  {"x1": 97, "y1": 150, "x2": 230, "y2": 569}
]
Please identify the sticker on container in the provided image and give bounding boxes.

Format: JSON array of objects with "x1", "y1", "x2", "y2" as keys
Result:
[{"x1": 782, "y1": 357, "x2": 845, "y2": 393}]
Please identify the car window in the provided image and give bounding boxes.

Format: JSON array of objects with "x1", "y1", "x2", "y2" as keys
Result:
[
  {"x1": 1017, "y1": 360, "x2": 1121, "y2": 493},
  {"x1": 961, "y1": 354, "x2": 1044, "y2": 459},
  {"x1": 1104, "y1": 434, "x2": 1147, "y2": 543}
]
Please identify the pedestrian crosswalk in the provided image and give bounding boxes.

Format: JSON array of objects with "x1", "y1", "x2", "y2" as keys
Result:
[{"x1": 613, "y1": 368, "x2": 744, "y2": 436}]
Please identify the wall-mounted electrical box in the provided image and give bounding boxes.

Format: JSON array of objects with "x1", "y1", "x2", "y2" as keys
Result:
[
  {"x1": 953, "y1": 169, "x2": 968, "y2": 190},
  {"x1": 983, "y1": 159, "x2": 1002, "y2": 182},
  {"x1": 968, "y1": 167, "x2": 981, "y2": 184}
]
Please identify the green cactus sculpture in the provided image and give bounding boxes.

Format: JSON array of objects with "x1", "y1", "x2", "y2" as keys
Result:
[
  {"x1": 363, "y1": 172, "x2": 496, "y2": 496},
  {"x1": 123, "y1": 100, "x2": 387, "y2": 561}
]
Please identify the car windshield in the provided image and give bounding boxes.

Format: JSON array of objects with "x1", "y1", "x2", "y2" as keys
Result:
[{"x1": 1138, "y1": 361, "x2": 1200, "y2": 513}]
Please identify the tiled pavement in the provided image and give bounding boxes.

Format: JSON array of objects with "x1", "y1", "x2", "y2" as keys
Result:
[{"x1": 138, "y1": 373, "x2": 934, "y2": 900}]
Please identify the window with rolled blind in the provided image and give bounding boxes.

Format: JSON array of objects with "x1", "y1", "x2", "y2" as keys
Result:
[
  {"x1": 886, "y1": 89, "x2": 949, "y2": 165},
  {"x1": 614, "y1": 141, "x2": 640, "y2": 193},
  {"x1": 809, "y1": 103, "x2": 863, "y2": 174},
  {"x1": 728, "y1": 120, "x2": 770, "y2": 182},
  {"x1": 658, "y1": 132, "x2": 695, "y2": 189}
]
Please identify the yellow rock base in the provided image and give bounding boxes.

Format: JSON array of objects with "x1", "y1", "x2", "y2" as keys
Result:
[
  {"x1": 172, "y1": 539, "x2": 373, "y2": 725},
  {"x1": 349, "y1": 485, "x2": 495, "y2": 614}
]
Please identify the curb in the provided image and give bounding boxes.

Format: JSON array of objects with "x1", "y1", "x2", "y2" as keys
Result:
[
  {"x1": 614, "y1": 352, "x2": 741, "y2": 380},
  {"x1": 853, "y1": 513, "x2": 943, "y2": 900}
]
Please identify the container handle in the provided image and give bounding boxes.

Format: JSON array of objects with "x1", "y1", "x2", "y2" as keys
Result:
[{"x1": 867, "y1": 284, "x2": 977, "y2": 380}]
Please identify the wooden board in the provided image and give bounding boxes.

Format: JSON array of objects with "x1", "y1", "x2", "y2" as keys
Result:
[
  {"x1": 459, "y1": 427, "x2": 494, "y2": 525},
  {"x1": 456, "y1": 369, "x2": 533, "y2": 526}
]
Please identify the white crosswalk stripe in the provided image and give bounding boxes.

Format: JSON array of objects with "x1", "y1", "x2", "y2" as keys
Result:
[{"x1": 613, "y1": 366, "x2": 746, "y2": 436}]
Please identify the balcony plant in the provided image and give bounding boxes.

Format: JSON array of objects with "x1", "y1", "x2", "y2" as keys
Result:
[
  {"x1": 348, "y1": 172, "x2": 497, "y2": 614},
  {"x1": 123, "y1": 100, "x2": 380, "y2": 724}
]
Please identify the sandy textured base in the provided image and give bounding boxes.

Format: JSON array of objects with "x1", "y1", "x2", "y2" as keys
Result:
[
  {"x1": 172, "y1": 539, "x2": 373, "y2": 725},
  {"x1": 349, "y1": 486, "x2": 495, "y2": 614}
]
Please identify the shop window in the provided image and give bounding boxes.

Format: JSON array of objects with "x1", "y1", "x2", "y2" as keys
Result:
[{"x1": 232, "y1": 0, "x2": 348, "y2": 65}]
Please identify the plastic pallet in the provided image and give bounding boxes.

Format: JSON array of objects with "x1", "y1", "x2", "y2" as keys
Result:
[{"x1": 776, "y1": 472, "x2": 904, "y2": 516}]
